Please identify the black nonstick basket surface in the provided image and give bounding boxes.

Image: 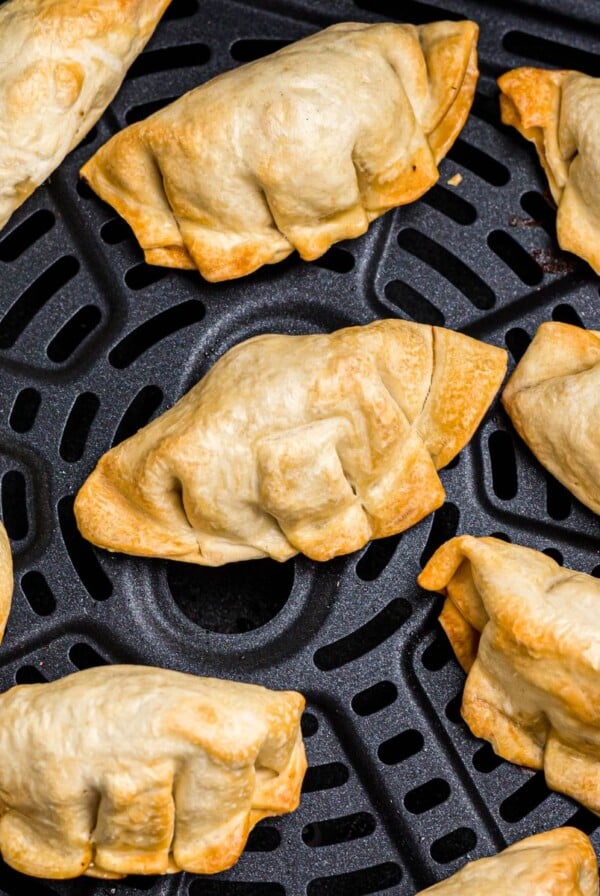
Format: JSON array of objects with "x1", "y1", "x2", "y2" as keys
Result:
[{"x1": 0, "y1": 0, "x2": 599, "y2": 894}]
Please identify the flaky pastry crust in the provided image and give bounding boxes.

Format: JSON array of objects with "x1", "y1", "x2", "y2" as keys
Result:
[
  {"x1": 0, "y1": 0, "x2": 171, "y2": 231},
  {"x1": 502, "y1": 321, "x2": 600, "y2": 514},
  {"x1": 419, "y1": 828, "x2": 598, "y2": 895},
  {"x1": 81, "y1": 20, "x2": 479, "y2": 281},
  {"x1": 0, "y1": 665, "x2": 306, "y2": 879},
  {"x1": 498, "y1": 66, "x2": 600, "y2": 272},
  {"x1": 74, "y1": 320, "x2": 506, "y2": 565},
  {"x1": 419, "y1": 535, "x2": 600, "y2": 814}
]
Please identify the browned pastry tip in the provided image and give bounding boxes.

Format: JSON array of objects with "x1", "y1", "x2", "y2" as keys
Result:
[
  {"x1": 417, "y1": 827, "x2": 598, "y2": 895},
  {"x1": 498, "y1": 65, "x2": 600, "y2": 273}
]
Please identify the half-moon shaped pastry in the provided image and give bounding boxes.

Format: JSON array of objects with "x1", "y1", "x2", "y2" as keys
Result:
[
  {"x1": 418, "y1": 535, "x2": 600, "y2": 813},
  {"x1": 74, "y1": 320, "x2": 507, "y2": 566},
  {"x1": 0, "y1": 665, "x2": 306, "y2": 879},
  {"x1": 502, "y1": 321, "x2": 600, "y2": 514},
  {"x1": 498, "y1": 67, "x2": 600, "y2": 273},
  {"x1": 0, "y1": 522, "x2": 12, "y2": 643},
  {"x1": 418, "y1": 828, "x2": 597, "y2": 895},
  {"x1": 0, "y1": 0, "x2": 172, "y2": 231},
  {"x1": 80, "y1": 20, "x2": 479, "y2": 281}
]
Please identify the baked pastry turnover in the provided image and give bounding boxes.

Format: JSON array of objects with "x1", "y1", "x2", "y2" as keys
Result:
[
  {"x1": 0, "y1": 522, "x2": 12, "y2": 643},
  {"x1": 498, "y1": 67, "x2": 600, "y2": 273},
  {"x1": 80, "y1": 20, "x2": 479, "y2": 281},
  {"x1": 0, "y1": 0, "x2": 171, "y2": 231},
  {"x1": 74, "y1": 320, "x2": 507, "y2": 565},
  {"x1": 502, "y1": 321, "x2": 600, "y2": 515},
  {"x1": 0, "y1": 665, "x2": 306, "y2": 879},
  {"x1": 419, "y1": 535, "x2": 600, "y2": 813},
  {"x1": 417, "y1": 828, "x2": 598, "y2": 895}
]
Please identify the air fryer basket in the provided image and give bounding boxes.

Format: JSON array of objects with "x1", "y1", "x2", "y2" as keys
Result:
[{"x1": 0, "y1": 0, "x2": 598, "y2": 894}]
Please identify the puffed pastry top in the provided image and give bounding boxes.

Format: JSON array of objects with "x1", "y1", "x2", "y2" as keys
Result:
[
  {"x1": 0, "y1": 665, "x2": 306, "y2": 879},
  {"x1": 81, "y1": 20, "x2": 479, "y2": 280},
  {"x1": 74, "y1": 320, "x2": 507, "y2": 566}
]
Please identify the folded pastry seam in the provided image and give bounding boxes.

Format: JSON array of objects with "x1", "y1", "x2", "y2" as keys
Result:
[
  {"x1": 502, "y1": 321, "x2": 600, "y2": 516},
  {"x1": 74, "y1": 320, "x2": 507, "y2": 566},
  {"x1": 0, "y1": 665, "x2": 306, "y2": 879},
  {"x1": 419, "y1": 534, "x2": 600, "y2": 814},
  {"x1": 80, "y1": 20, "x2": 479, "y2": 281}
]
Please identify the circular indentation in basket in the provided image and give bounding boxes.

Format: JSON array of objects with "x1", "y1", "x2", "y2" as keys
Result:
[{"x1": 166, "y1": 557, "x2": 295, "y2": 633}]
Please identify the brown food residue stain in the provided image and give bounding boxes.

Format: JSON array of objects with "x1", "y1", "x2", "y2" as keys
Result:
[
  {"x1": 531, "y1": 248, "x2": 577, "y2": 274},
  {"x1": 508, "y1": 216, "x2": 537, "y2": 227}
]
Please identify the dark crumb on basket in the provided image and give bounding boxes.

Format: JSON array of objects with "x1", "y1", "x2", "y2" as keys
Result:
[
  {"x1": 508, "y1": 215, "x2": 538, "y2": 227},
  {"x1": 531, "y1": 248, "x2": 578, "y2": 274}
]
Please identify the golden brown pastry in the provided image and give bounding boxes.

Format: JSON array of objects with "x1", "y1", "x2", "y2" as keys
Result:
[
  {"x1": 418, "y1": 828, "x2": 598, "y2": 895},
  {"x1": 74, "y1": 320, "x2": 507, "y2": 566},
  {"x1": 0, "y1": 522, "x2": 12, "y2": 642},
  {"x1": 0, "y1": 665, "x2": 306, "y2": 879},
  {"x1": 0, "y1": 0, "x2": 172, "y2": 231},
  {"x1": 80, "y1": 20, "x2": 479, "y2": 281},
  {"x1": 418, "y1": 535, "x2": 600, "y2": 814},
  {"x1": 498, "y1": 67, "x2": 600, "y2": 272},
  {"x1": 502, "y1": 321, "x2": 600, "y2": 514}
]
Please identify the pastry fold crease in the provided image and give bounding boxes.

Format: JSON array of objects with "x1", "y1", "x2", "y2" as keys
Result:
[
  {"x1": 81, "y1": 20, "x2": 479, "y2": 281},
  {"x1": 498, "y1": 66, "x2": 600, "y2": 273},
  {"x1": 502, "y1": 321, "x2": 600, "y2": 515},
  {"x1": 0, "y1": 665, "x2": 306, "y2": 879},
  {"x1": 419, "y1": 535, "x2": 600, "y2": 814},
  {"x1": 417, "y1": 828, "x2": 598, "y2": 895},
  {"x1": 74, "y1": 320, "x2": 506, "y2": 565}
]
